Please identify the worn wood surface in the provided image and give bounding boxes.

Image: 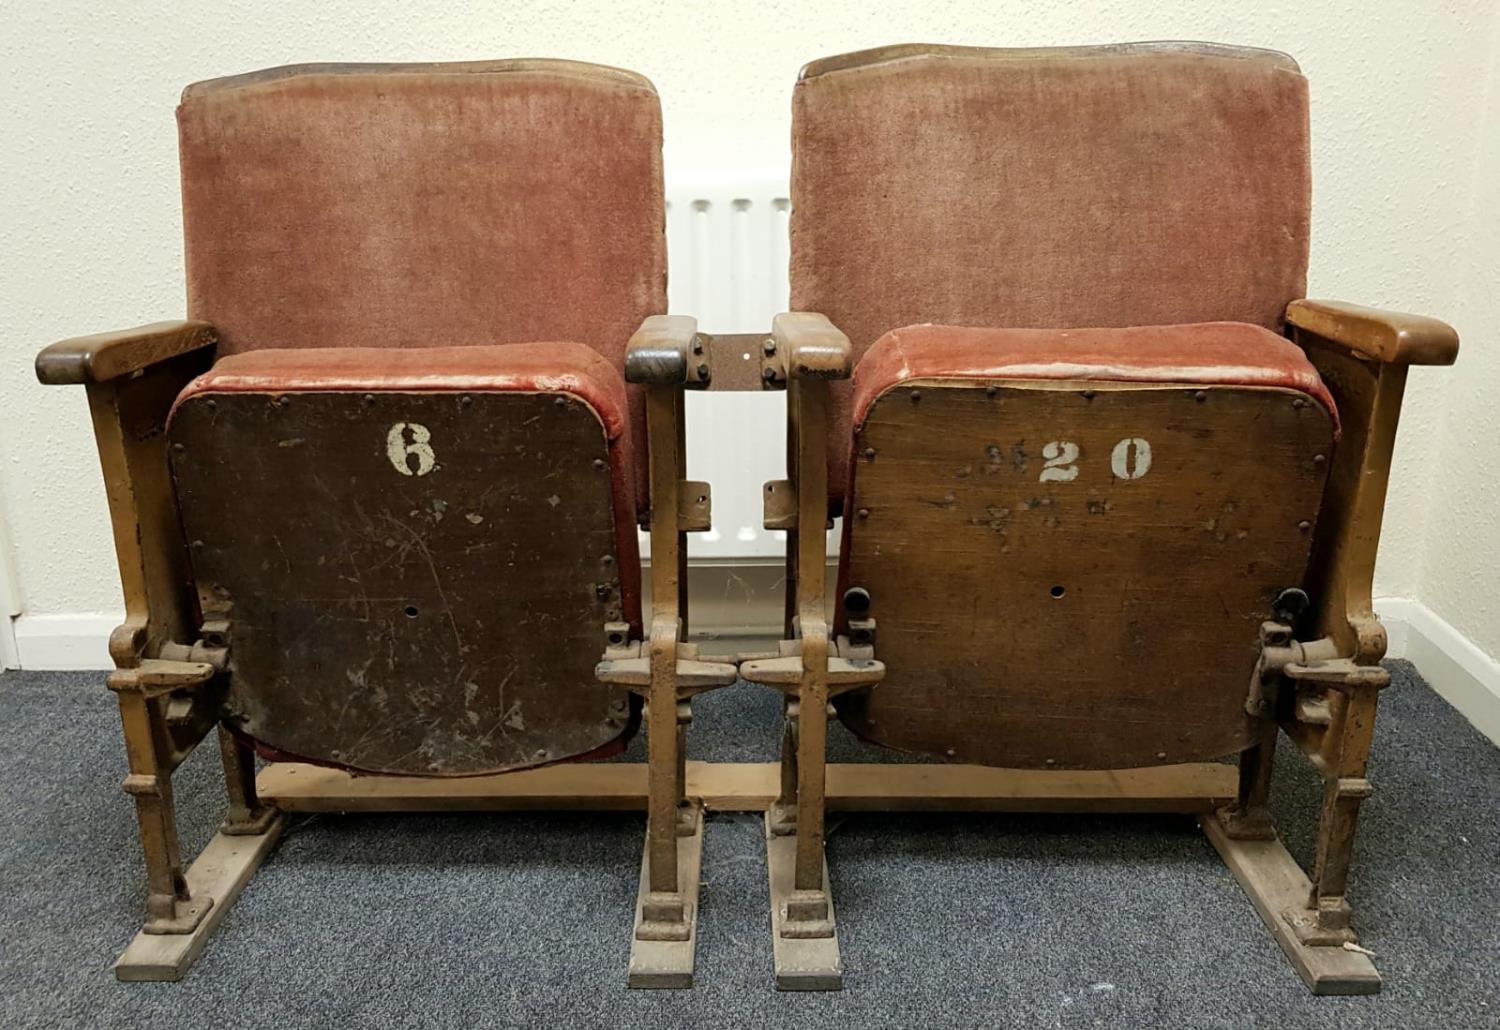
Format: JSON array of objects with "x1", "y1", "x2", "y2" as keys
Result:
[
  {"x1": 115, "y1": 814, "x2": 286, "y2": 982},
  {"x1": 1287, "y1": 299, "x2": 1458, "y2": 367},
  {"x1": 625, "y1": 314, "x2": 706, "y2": 387},
  {"x1": 36, "y1": 320, "x2": 217, "y2": 386},
  {"x1": 88, "y1": 353, "x2": 217, "y2": 667},
  {"x1": 838, "y1": 380, "x2": 1333, "y2": 768},
  {"x1": 1295, "y1": 341, "x2": 1405, "y2": 664},
  {"x1": 258, "y1": 759, "x2": 1235, "y2": 813},
  {"x1": 170, "y1": 390, "x2": 632, "y2": 775},
  {"x1": 1202, "y1": 813, "x2": 1381, "y2": 994},
  {"x1": 628, "y1": 805, "x2": 704, "y2": 988}
]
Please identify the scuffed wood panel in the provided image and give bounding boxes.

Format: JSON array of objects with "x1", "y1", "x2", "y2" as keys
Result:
[
  {"x1": 170, "y1": 390, "x2": 631, "y2": 775},
  {"x1": 837, "y1": 380, "x2": 1332, "y2": 769}
]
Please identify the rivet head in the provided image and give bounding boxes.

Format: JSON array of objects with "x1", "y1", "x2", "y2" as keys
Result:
[
  {"x1": 363, "y1": 393, "x2": 376, "y2": 406},
  {"x1": 1156, "y1": 751, "x2": 1167, "y2": 760},
  {"x1": 696, "y1": 363, "x2": 710, "y2": 380},
  {"x1": 171, "y1": 443, "x2": 185, "y2": 455},
  {"x1": 762, "y1": 338, "x2": 777, "y2": 355},
  {"x1": 1298, "y1": 520, "x2": 1312, "y2": 532},
  {"x1": 909, "y1": 390, "x2": 921, "y2": 402},
  {"x1": 1194, "y1": 390, "x2": 1208, "y2": 403},
  {"x1": 554, "y1": 396, "x2": 567, "y2": 408},
  {"x1": 863, "y1": 447, "x2": 876, "y2": 460},
  {"x1": 1044, "y1": 758, "x2": 1056, "y2": 766},
  {"x1": 857, "y1": 507, "x2": 871, "y2": 519},
  {"x1": 593, "y1": 458, "x2": 606, "y2": 470},
  {"x1": 945, "y1": 748, "x2": 956, "y2": 757},
  {"x1": 1081, "y1": 390, "x2": 1096, "y2": 400},
  {"x1": 601, "y1": 555, "x2": 615, "y2": 566},
  {"x1": 986, "y1": 385, "x2": 998, "y2": 398},
  {"x1": 762, "y1": 367, "x2": 778, "y2": 383},
  {"x1": 1313, "y1": 453, "x2": 1327, "y2": 465},
  {"x1": 276, "y1": 395, "x2": 290, "y2": 407},
  {"x1": 1292, "y1": 397, "x2": 1307, "y2": 409},
  {"x1": 460, "y1": 394, "x2": 472, "y2": 406}
]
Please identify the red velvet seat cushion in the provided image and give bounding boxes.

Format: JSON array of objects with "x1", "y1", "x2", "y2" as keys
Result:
[
  {"x1": 848, "y1": 321, "x2": 1337, "y2": 499},
  {"x1": 173, "y1": 342, "x2": 640, "y2": 618}
]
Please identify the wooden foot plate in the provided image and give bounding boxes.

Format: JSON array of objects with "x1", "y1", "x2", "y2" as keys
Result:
[
  {"x1": 627, "y1": 806, "x2": 704, "y2": 989},
  {"x1": 115, "y1": 814, "x2": 286, "y2": 982},
  {"x1": 765, "y1": 813, "x2": 842, "y2": 991},
  {"x1": 1201, "y1": 814, "x2": 1380, "y2": 995}
]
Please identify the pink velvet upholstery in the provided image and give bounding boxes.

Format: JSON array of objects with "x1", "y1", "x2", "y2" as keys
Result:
[
  {"x1": 173, "y1": 343, "x2": 641, "y2": 625},
  {"x1": 790, "y1": 43, "x2": 1313, "y2": 501},
  {"x1": 177, "y1": 60, "x2": 665, "y2": 509},
  {"x1": 851, "y1": 322, "x2": 1338, "y2": 438}
]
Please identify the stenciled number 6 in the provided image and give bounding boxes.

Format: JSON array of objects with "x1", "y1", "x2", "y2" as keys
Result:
[{"x1": 386, "y1": 421, "x2": 436, "y2": 477}]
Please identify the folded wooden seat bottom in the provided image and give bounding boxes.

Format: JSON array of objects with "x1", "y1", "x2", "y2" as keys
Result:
[
  {"x1": 167, "y1": 342, "x2": 642, "y2": 776},
  {"x1": 834, "y1": 321, "x2": 1337, "y2": 769}
]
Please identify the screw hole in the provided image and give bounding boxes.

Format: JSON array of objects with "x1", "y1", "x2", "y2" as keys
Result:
[
  {"x1": 404, "y1": 605, "x2": 420, "y2": 618},
  {"x1": 1049, "y1": 585, "x2": 1066, "y2": 599}
]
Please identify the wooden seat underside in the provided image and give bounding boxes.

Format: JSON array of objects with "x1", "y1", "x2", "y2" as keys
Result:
[
  {"x1": 835, "y1": 379, "x2": 1334, "y2": 769},
  {"x1": 169, "y1": 388, "x2": 636, "y2": 776}
]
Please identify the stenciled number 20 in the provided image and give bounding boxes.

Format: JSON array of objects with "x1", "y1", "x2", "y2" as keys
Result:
[{"x1": 1039, "y1": 438, "x2": 1152, "y2": 483}]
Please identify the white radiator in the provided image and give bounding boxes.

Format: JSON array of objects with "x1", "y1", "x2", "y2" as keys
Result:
[{"x1": 646, "y1": 174, "x2": 793, "y2": 562}]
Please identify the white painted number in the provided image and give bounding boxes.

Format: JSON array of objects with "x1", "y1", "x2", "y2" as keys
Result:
[
  {"x1": 1110, "y1": 437, "x2": 1152, "y2": 481},
  {"x1": 1039, "y1": 440, "x2": 1080, "y2": 482},
  {"x1": 386, "y1": 422, "x2": 436, "y2": 476}
]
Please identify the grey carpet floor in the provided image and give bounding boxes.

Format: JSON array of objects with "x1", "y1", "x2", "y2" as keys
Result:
[{"x1": 1, "y1": 662, "x2": 1496, "y2": 1029}]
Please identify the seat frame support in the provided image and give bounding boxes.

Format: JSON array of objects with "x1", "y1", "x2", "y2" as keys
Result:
[{"x1": 730, "y1": 312, "x2": 1425, "y2": 995}]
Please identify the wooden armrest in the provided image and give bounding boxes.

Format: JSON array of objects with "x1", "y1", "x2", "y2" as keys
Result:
[
  {"x1": 35, "y1": 320, "x2": 217, "y2": 386},
  {"x1": 1286, "y1": 300, "x2": 1458, "y2": 366},
  {"x1": 624, "y1": 314, "x2": 710, "y2": 387},
  {"x1": 771, "y1": 312, "x2": 852, "y2": 380}
]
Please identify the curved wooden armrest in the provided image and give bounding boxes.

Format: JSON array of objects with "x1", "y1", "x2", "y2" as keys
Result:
[
  {"x1": 36, "y1": 320, "x2": 217, "y2": 386},
  {"x1": 1286, "y1": 300, "x2": 1458, "y2": 367},
  {"x1": 771, "y1": 312, "x2": 852, "y2": 380},
  {"x1": 624, "y1": 314, "x2": 709, "y2": 387}
]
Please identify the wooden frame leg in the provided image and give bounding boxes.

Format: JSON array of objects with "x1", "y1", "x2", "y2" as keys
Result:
[
  {"x1": 217, "y1": 725, "x2": 277, "y2": 835},
  {"x1": 117, "y1": 692, "x2": 205, "y2": 935},
  {"x1": 627, "y1": 383, "x2": 704, "y2": 989},
  {"x1": 1217, "y1": 713, "x2": 1278, "y2": 841},
  {"x1": 114, "y1": 694, "x2": 285, "y2": 982},
  {"x1": 764, "y1": 375, "x2": 842, "y2": 990},
  {"x1": 1203, "y1": 687, "x2": 1383, "y2": 995},
  {"x1": 768, "y1": 700, "x2": 799, "y2": 835}
]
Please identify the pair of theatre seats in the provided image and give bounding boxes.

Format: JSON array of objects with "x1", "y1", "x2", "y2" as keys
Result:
[{"x1": 38, "y1": 44, "x2": 1457, "y2": 991}]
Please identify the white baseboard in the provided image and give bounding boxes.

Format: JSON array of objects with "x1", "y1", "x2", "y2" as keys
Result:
[
  {"x1": 1377, "y1": 596, "x2": 1500, "y2": 746},
  {"x1": 9, "y1": 594, "x2": 1499, "y2": 749},
  {"x1": 11, "y1": 613, "x2": 118, "y2": 671}
]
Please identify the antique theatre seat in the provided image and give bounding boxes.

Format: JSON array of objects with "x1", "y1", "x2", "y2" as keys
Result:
[
  {"x1": 36, "y1": 60, "x2": 733, "y2": 986},
  {"x1": 740, "y1": 42, "x2": 1458, "y2": 992}
]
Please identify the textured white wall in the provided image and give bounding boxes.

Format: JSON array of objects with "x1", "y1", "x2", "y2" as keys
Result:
[
  {"x1": 0, "y1": 2, "x2": 1494, "y2": 648},
  {"x1": 1415, "y1": 8, "x2": 1500, "y2": 660}
]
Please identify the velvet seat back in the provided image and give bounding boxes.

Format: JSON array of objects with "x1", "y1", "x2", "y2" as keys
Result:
[
  {"x1": 177, "y1": 60, "x2": 666, "y2": 507},
  {"x1": 789, "y1": 43, "x2": 1313, "y2": 499}
]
